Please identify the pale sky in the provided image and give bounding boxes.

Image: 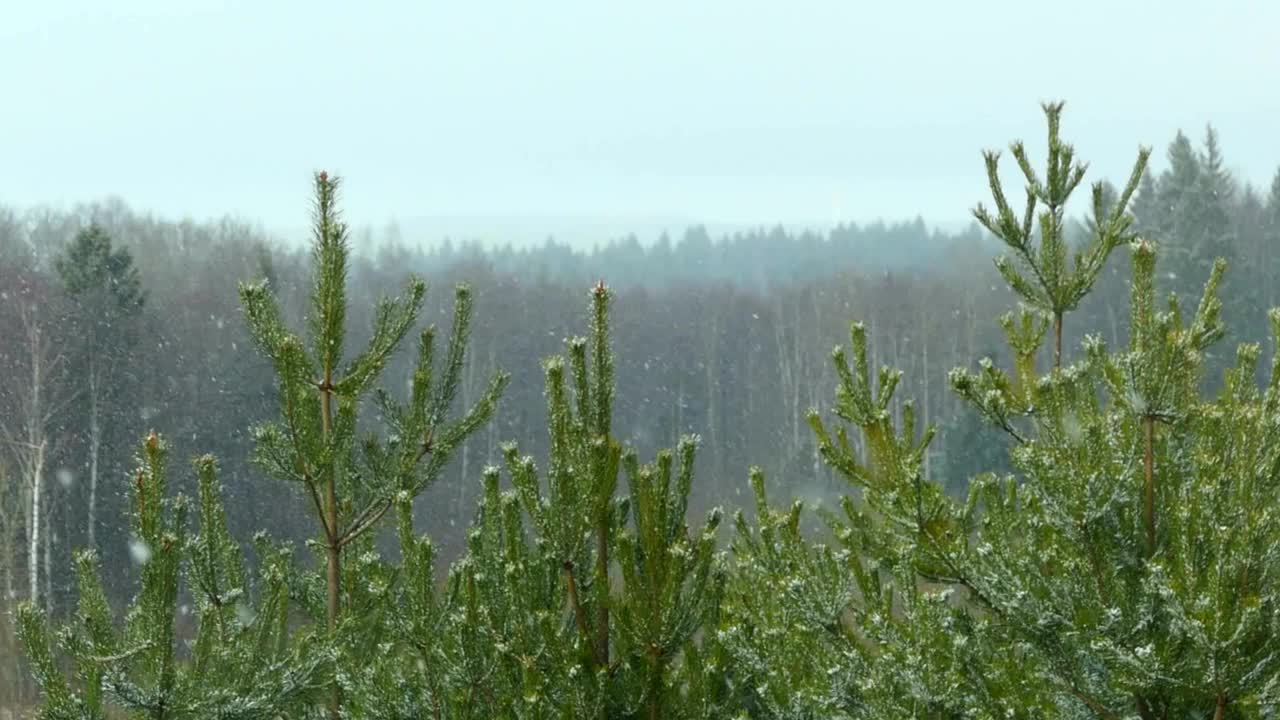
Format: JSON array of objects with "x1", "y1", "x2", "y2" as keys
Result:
[{"x1": 3, "y1": 1, "x2": 1279, "y2": 246}]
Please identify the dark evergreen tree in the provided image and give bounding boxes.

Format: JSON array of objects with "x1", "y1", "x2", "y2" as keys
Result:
[
  {"x1": 55, "y1": 224, "x2": 146, "y2": 554},
  {"x1": 935, "y1": 397, "x2": 1012, "y2": 496},
  {"x1": 1129, "y1": 168, "x2": 1161, "y2": 237},
  {"x1": 1265, "y1": 168, "x2": 1280, "y2": 309}
]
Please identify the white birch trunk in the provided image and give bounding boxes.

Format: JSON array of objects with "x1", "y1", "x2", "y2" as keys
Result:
[
  {"x1": 28, "y1": 445, "x2": 41, "y2": 606},
  {"x1": 26, "y1": 315, "x2": 46, "y2": 604},
  {"x1": 3, "y1": 301, "x2": 68, "y2": 609},
  {"x1": 42, "y1": 498, "x2": 52, "y2": 613},
  {"x1": 28, "y1": 315, "x2": 45, "y2": 607}
]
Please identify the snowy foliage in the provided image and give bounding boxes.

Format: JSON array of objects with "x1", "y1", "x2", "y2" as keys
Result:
[
  {"x1": 16, "y1": 436, "x2": 328, "y2": 719},
  {"x1": 19, "y1": 112, "x2": 1280, "y2": 719}
]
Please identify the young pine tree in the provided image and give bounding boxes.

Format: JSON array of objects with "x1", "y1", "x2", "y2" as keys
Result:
[
  {"x1": 16, "y1": 433, "x2": 327, "y2": 719},
  {"x1": 499, "y1": 283, "x2": 724, "y2": 719},
  {"x1": 800, "y1": 106, "x2": 1280, "y2": 718},
  {"x1": 972, "y1": 101, "x2": 1150, "y2": 368},
  {"x1": 237, "y1": 171, "x2": 508, "y2": 719},
  {"x1": 723, "y1": 365, "x2": 1055, "y2": 719},
  {"x1": 348, "y1": 283, "x2": 725, "y2": 719}
]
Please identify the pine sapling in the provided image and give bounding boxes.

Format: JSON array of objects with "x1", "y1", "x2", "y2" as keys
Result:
[
  {"x1": 16, "y1": 434, "x2": 326, "y2": 720},
  {"x1": 805, "y1": 111, "x2": 1280, "y2": 716},
  {"x1": 615, "y1": 436, "x2": 724, "y2": 720},
  {"x1": 238, "y1": 171, "x2": 508, "y2": 718},
  {"x1": 972, "y1": 101, "x2": 1150, "y2": 368}
]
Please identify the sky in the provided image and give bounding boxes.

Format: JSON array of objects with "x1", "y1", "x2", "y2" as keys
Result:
[{"x1": 2, "y1": 1, "x2": 1279, "y2": 247}]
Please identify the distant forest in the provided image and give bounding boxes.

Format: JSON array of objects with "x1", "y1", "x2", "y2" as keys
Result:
[{"x1": 1, "y1": 123, "x2": 1277, "y2": 623}]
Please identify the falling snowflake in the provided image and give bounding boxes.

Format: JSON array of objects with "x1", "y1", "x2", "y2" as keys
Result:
[{"x1": 129, "y1": 538, "x2": 152, "y2": 565}]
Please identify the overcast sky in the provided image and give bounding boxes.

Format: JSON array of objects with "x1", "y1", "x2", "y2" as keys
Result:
[{"x1": 3, "y1": 1, "x2": 1278, "y2": 246}]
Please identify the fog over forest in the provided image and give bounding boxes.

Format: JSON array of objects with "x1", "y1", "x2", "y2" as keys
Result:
[{"x1": 5, "y1": 3, "x2": 1280, "y2": 719}]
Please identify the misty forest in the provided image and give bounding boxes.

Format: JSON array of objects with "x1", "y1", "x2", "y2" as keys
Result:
[{"x1": 5, "y1": 101, "x2": 1280, "y2": 720}]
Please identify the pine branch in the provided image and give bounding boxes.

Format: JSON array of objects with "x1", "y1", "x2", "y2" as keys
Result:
[
  {"x1": 338, "y1": 497, "x2": 393, "y2": 549},
  {"x1": 303, "y1": 476, "x2": 333, "y2": 543},
  {"x1": 562, "y1": 560, "x2": 600, "y2": 667}
]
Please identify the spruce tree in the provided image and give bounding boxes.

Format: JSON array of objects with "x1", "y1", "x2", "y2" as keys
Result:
[
  {"x1": 1265, "y1": 168, "x2": 1280, "y2": 307},
  {"x1": 237, "y1": 171, "x2": 508, "y2": 719},
  {"x1": 16, "y1": 433, "x2": 327, "y2": 719},
  {"x1": 55, "y1": 224, "x2": 146, "y2": 555}
]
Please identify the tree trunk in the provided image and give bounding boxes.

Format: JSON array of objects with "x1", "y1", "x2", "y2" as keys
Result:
[
  {"x1": 590, "y1": 496, "x2": 611, "y2": 720},
  {"x1": 594, "y1": 518, "x2": 609, "y2": 668},
  {"x1": 704, "y1": 306, "x2": 721, "y2": 491},
  {"x1": 88, "y1": 363, "x2": 100, "y2": 551},
  {"x1": 27, "y1": 318, "x2": 46, "y2": 608},
  {"x1": 3, "y1": 542, "x2": 12, "y2": 602},
  {"x1": 325, "y1": 495, "x2": 339, "y2": 719},
  {"x1": 458, "y1": 346, "x2": 481, "y2": 518},
  {"x1": 458, "y1": 361, "x2": 471, "y2": 517},
  {"x1": 43, "y1": 498, "x2": 52, "y2": 614},
  {"x1": 486, "y1": 346, "x2": 499, "y2": 463},
  {"x1": 1143, "y1": 415, "x2": 1156, "y2": 558},
  {"x1": 1053, "y1": 311, "x2": 1064, "y2": 369},
  {"x1": 28, "y1": 444, "x2": 41, "y2": 606},
  {"x1": 922, "y1": 313, "x2": 931, "y2": 481},
  {"x1": 7, "y1": 301, "x2": 64, "y2": 612},
  {"x1": 646, "y1": 652, "x2": 662, "y2": 720},
  {"x1": 321, "y1": 372, "x2": 341, "y2": 720}
]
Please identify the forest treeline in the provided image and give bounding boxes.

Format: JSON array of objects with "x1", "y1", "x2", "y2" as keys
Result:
[{"x1": 3, "y1": 110, "x2": 1280, "y2": 717}]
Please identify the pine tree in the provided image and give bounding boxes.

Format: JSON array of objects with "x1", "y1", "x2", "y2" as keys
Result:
[
  {"x1": 15, "y1": 433, "x2": 327, "y2": 719},
  {"x1": 971, "y1": 101, "x2": 1150, "y2": 368},
  {"x1": 20, "y1": 105, "x2": 1280, "y2": 719},
  {"x1": 237, "y1": 171, "x2": 508, "y2": 719},
  {"x1": 798, "y1": 107, "x2": 1280, "y2": 718},
  {"x1": 496, "y1": 283, "x2": 724, "y2": 718},
  {"x1": 720, "y1": 464, "x2": 1054, "y2": 719},
  {"x1": 614, "y1": 434, "x2": 724, "y2": 720},
  {"x1": 347, "y1": 283, "x2": 725, "y2": 719}
]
